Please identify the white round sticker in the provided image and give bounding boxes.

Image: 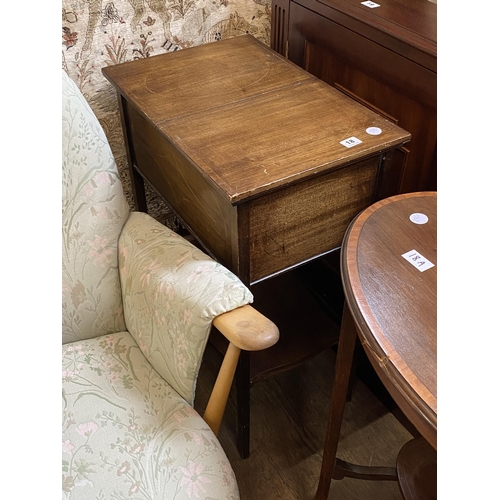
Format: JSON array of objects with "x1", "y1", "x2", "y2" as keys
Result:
[
  {"x1": 410, "y1": 213, "x2": 428, "y2": 224},
  {"x1": 366, "y1": 127, "x2": 382, "y2": 135}
]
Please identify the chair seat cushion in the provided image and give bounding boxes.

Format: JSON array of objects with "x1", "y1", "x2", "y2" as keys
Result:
[{"x1": 62, "y1": 331, "x2": 239, "y2": 499}]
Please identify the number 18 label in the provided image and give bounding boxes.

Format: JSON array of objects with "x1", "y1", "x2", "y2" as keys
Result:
[{"x1": 340, "y1": 136, "x2": 362, "y2": 148}]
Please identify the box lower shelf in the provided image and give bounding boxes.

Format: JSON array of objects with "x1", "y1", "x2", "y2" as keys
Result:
[{"x1": 210, "y1": 258, "x2": 344, "y2": 384}]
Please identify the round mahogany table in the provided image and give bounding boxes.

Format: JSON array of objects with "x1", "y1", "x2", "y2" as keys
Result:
[{"x1": 315, "y1": 192, "x2": 437, "y2": 500}]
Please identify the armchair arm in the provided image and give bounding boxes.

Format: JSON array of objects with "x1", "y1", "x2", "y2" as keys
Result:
[
  {"x1": 213, "y1": 304, "x2": 280, "y2": 351},
  {"x1": 118, "y1": 211, "x2": 254, "y2": 404},
  {"x1": 118, "y1": 212, "x2": 279, "y2": 417},
  {"x1": 204, "y1": 305, "x2": 279, "y2": 434}
]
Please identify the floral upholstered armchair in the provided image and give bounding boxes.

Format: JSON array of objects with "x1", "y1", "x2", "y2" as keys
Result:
[{"x1": 62, "y1": 70, "x2": 278, "y2": 499}]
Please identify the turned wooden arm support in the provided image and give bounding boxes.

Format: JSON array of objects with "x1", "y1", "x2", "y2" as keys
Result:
[{"x1": 203, "y1": 304, "x2": 279, "y2": 435}]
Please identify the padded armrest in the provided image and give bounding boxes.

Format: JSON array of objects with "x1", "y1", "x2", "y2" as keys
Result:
[
  {"x1": 118, "y1": 211, "x2": 279, "y2": 433},
  {"x1": 118, "y1": 211, "x2": 254, "y2": 404}
]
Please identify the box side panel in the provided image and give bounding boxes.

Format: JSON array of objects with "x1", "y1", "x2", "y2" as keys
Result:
[
  {"x1": 126, "y1": 102, "x2": 240, "y2": 272},
  {"x1": 248, "y1": 156, "x2": 380, "y2": 282}
]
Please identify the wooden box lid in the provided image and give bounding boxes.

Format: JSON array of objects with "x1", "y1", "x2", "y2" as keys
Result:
[
  {"x1": 103, "y1": 35, "x2": 411, "y2": 204},
  {"x1": 103, "y1": 35, "x2": 313, "y2": 123}
]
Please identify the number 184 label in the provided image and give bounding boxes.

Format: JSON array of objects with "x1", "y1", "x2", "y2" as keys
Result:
[{"x1": 401, "y1": 249, "x2": 435, "y2": 272}]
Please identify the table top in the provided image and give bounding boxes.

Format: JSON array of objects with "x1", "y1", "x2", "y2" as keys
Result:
[
  {"x1": 341, "y1": 191, "x2": 437, "y2": 448},
  {"x1": 103, "y1": 35, "x2": 410, "y2": 205}
]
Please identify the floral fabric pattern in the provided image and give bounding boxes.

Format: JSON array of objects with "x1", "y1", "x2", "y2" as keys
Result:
[
  {"x1": 62, "y1": 54, "x2": 255, "y2": 500},
  {"x1": 62, "y1": 70, "x2": 130, "y2": 344},
  {"x1": 62, "y1": 332, "x2": 239, "y2": 499},
  {"x1": 62, "y1": 0, "x2": 271, "y2": 224},
  {"x1": 119, "y1": 211, "x2": 253, "y2": 404}
]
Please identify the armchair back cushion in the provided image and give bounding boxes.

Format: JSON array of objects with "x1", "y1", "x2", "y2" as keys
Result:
[{"x1": 62, "y1": 70, "x2": 130, "y2": 344}]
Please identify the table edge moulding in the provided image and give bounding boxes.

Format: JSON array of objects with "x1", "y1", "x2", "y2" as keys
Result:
[
  {"x1": 315, "y1": 191, "x2": 437, "y2": 500},
  {"x1": 343, "y1": 191, "x2": 437, "y2": 447}
]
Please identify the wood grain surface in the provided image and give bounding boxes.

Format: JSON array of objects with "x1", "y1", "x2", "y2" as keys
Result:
[
  {"x1": 124, "y1": 100, "x2": 241, "y2": 271},
  {"x1": 103, "y1": 35, "x2": 315, "y2": 124},
  {"x1": 275, "y1": 0, "x2": 437, "y2": 193},
  {"x1": 397, "y1": 437, "x2": 437, "y2": 500},
  {"x1": 104, "y1": 34, "x2": 410, "y2": 286},
  {"x1": 104, "y1": 35, "x2": 411, "y2": 205},
  {"x1": 162, "y1": 78, "x2": 410, "y2": 203},
  {"x1": 248, "y1": 157, "x2": 379, "y2": 282},
  {"x1": 316, "y1": 0, "x2": 436, "y2": 59},
  {"x1": 342, "y1": 192, "x2": 437, "y2": 448}
]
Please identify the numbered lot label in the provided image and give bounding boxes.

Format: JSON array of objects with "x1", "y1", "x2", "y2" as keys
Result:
[
  {"x1": 340, "y1": 136, "x2": 362, "y2": 148},
  {"x1": 401, "y1": 250, "x2": 435, "y2": 272}
]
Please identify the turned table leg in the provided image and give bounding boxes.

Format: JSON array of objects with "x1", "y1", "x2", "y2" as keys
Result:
[{"x1": 315, "y1": 305, "x2": 358, "y2": 500}]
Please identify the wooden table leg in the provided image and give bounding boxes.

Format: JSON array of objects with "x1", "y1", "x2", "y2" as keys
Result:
[
  {"x1": 236, "y1": 350, "x2": 251, "y2": 459},
  {"x1": 130, "y1": 167, "x2": 148, "y2": 212},
  {"x1": 315, "y1": 304, "x2": 358, "y2": 500},
  {"x1": 117, "y1": 95, "x2": 147, "y2": 212}
]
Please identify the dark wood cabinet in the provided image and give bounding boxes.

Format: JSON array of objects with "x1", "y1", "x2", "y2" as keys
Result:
[{"x1": 271, "y1": 0, "x2": 437, "y2": 193}]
